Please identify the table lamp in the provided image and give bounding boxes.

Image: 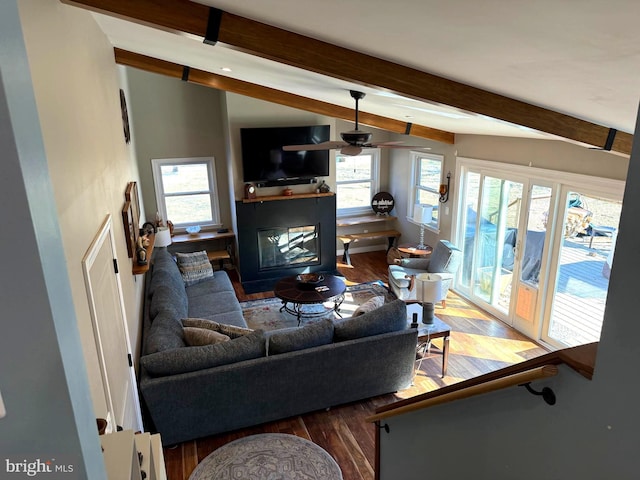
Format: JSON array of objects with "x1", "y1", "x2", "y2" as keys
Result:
[
  {"x1": 412, "y1": 204, "x2": 433, "y2": 250},
  {"x1": 154, "y1": 227, "x2": 172, "y2": 248},
  {"x1": 416, "y1": 272, "x2": 442, "y2": 324}
]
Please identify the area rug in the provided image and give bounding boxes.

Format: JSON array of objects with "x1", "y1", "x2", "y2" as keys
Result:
[
  {"x1": 188, "y1": 433, "x2": 343, "y2": 480},
  {"x1": 242, "y1": 281, "x2": 395, "y2": 331}
]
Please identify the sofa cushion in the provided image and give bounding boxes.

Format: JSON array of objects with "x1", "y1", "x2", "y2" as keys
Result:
[
  {"x1": 188, "y1": 291, "x2": 243, "y2": 319},
  {"x1": 183, "y1": 327, "x2": 230, "y2": 346},
  {"x1": 182, "y1": 317, "x2": 253, "y2": 338},
  {"x1": 267, "y1": 318, "x2": 334, "y2": 355},
  {"x1": 149, "y1": 266, "x2": 185, "y2": 297},
  {"x1": 149, "y1": 284, "x2": 188, "y2": 320},
  {"x1": 352, "y1": 295, "x2": 385, "y2": 317},
  {"x1": 334, "y1": 299, "x2": 407, "y2": 342},
  {"x1": 175, "y1": 251, "x2": 213, "y2": 285},
  {"x1": 144, "y1": 310, "x2": 186, "y2": 354},
  {"x1": 141, "y1": 329, "x2": 266, "y2": 377},
  {"x1": 186, "y1": 272, "x2": 235, "y2": 297}
]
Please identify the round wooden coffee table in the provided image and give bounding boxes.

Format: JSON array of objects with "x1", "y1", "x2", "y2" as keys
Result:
[{"x1": 274, "y1": 274, "x2": 346, "y2": 325}]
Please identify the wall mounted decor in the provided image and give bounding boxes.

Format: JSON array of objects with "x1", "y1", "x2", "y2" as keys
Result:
[
  {"x1": 122, "y1": 181, "x2": 141, "y2": 258},
  {"x1": 122, "y1": 201, "x2": 135, "y2": 258},
  {"x1": 120, "y1": 89, "x2": 131, "y2": 144}
]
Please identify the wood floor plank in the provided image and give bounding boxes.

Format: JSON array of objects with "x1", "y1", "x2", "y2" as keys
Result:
[{"x1": 159, "y1": 250, "x2": 549, "y2": 480}]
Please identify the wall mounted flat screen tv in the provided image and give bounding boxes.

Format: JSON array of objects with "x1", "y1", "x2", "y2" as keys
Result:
[{"x1": 241, "y1": 125, "x2": 330, "y2": 183}]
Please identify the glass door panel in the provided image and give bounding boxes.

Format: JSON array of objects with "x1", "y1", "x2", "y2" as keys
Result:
[
  {"x1": 513, "y1": 185, "x2": 552, "y2": 335},
  {"x1": 459, "y1": 172, "x2": 524, "y2": 316},
  {"x1": 476, "y1": 177, "x2": 523, "y2": 314},
  {"x1": 460, "y1": 171, "x2": 481, "y2": 292},
  {"x1": 543, "y1": 192, "x2": 621, "y2": 347}
]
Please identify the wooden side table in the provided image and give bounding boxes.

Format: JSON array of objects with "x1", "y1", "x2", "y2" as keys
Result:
[
  {"x1": 398, "y1": 243, "x2": 433, "y2": 257},
  {"x1": 406, "y1": 303, "x2": 450, "y2": 378}
]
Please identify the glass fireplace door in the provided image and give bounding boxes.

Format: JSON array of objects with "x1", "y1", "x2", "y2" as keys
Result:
[{"x1": 258, "y1": 225, "x2": 320, "y2": 270}]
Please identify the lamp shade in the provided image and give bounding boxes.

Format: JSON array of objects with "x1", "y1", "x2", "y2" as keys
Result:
[
  {"x1": 416, "y1": 273, "x2": 443, "y2": 303},
  {"x1": 413, "y1": 204, "x2": 433, "y2": 224},
  {"x1": 154, "y1": 227, "x2": 172, "y2": 248}
]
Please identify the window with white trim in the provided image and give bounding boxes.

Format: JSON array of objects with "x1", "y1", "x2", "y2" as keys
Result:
[
  {"x1": 335, "y1": 149, "x2": 380, "y2": 216},
  {"x1": 151, "y1": 157, "x2": 221, "y2": 229},
  {"x1": 409, "y1": 151, "x2": 443, "y2": 231}
]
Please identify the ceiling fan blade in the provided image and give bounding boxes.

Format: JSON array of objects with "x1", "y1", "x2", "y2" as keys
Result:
[
  {"x1": 370, "y1": 143, "x2": 431, "y2": 150},
  {"x1": 282, "y1": 141, "x2": 347, "y2": 151},
  {"x1": 369, "y1": 141, "x2": 406, "y2": 146},
  {"x1": 368, "y1": 140, "x2": 431, "y2": 149},
  {"x1": 380, "y1": 145, "x2": 431, "y2": 150}
]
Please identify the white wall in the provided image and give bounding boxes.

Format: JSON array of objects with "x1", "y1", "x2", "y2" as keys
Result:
[
  {"x1": 18, "y1": 0, "x2": 144, "y2": 427},
  {"x1": 388, "y1": 136, "x2": 456, "y2": 247}
]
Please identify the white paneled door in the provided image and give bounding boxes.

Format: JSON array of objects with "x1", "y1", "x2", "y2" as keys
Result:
[{"x1": 83, "y1": 215, "x2": 142, "y2": 432}]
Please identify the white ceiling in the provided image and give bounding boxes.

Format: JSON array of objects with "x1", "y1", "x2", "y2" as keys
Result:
[{"x1": 92, "y1": 0, "x2": 640, "y2": 144}]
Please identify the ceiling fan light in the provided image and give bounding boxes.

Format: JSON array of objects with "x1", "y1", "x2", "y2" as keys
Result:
[{"x1": 341, "y1": 145, "x2": 362, "y2": 156}]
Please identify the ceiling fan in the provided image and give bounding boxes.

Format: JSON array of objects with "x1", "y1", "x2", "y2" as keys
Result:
[{"x1": 282, "y1": 90, "x2": 429, "y2": 156}]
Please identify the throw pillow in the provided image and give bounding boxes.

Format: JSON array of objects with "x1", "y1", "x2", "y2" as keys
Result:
[
  {"x1": 351, "y1": 295, "x2": 385, "y2": 317},
  {"x1": 334, "y1": 299, "x2": 407, "y2": 342},
  {"x1": 267, "y1": 318, "x2": 335, "y2": 355},
  {"x1": 141, "y1": 329, "x2": 266, "y2": 377},
  {"x1": 182, "y1": 317, "x2": 253, "y2": 338},
  {"x1": 183, "y1": 327, "x2": 230, "y2": 346},
  {"x1": 175, "y1": 251, "x2": 213, "y2": 286}
]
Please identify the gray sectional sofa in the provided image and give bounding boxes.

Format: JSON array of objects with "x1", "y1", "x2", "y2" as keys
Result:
[{"x1": 139, "y1": 247, "x2": 418, "y2": 445}]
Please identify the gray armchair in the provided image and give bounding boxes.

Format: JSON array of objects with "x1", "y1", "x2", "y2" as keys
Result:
[{"x1": 388, "y1": 240, "x2": 462, "y2": 306}]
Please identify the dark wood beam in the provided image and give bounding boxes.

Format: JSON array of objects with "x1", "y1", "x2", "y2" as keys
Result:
[
  {"x1": 114, "y1": 49, "x2": 455, "y2": 144},
  {"x1": 64, "y1": 0, "x2": 632, "y2": 155}
]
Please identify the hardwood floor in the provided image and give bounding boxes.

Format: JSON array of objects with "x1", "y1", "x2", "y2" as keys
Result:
[{"x1": 162, "y1": 251, "x2": 548, "y2": 480}]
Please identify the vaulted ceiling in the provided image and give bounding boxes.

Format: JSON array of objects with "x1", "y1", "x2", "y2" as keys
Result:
[{"x1": 65, "y1": 0, "x2": 640, "y2": 155}]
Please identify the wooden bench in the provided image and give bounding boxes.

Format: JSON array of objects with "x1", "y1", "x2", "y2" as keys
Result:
[
  {"x1": 207, "y1": 249, "x2": 231, "y2": 270},
  {"x1": 338, "y1": 229, "x2": 401, "y2": 266}
]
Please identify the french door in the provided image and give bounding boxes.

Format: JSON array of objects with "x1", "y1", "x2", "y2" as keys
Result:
[
  {"x1": 457, "y1": 169, "x2": 550, "y2": 337},
  {"x1": 455, "y1": 158, "x2": 623, "y2": 347}
]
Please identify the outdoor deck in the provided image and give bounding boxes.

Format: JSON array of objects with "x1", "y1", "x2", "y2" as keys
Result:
[{"x1": 549, "y1": 233, "x2": 613, "y2": 346}]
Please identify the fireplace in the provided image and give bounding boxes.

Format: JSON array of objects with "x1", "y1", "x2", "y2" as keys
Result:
[
  {"x1": 258, "y1": 225, "x2": 319, "y2": 270},
  {"x1": 236, "y1": 195, "x2": 336, "y2": 293}
]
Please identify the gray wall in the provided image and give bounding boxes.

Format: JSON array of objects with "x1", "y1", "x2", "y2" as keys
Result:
[
  {"x1": 127, "y1": 68, "x2": 233, "y2": 228},
  {"x1": 379, "y1": 120, "x2": 640, "y2": 478}
]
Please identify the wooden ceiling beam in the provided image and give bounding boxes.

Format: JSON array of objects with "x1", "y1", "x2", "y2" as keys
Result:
[
  {"x1": 114, "y1": 49, "x2": 455, "y2": 144},
  {"x1": 64, "y1": 0, "x2": 632, "y2": 155}
]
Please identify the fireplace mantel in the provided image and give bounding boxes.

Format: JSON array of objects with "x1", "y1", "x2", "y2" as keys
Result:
[
  {"x1": 236, "y1": 195, "x2": 337, "y2": 294},
  {"x1": 242, "y1": 192, "x2": 334, "y2": 204}
]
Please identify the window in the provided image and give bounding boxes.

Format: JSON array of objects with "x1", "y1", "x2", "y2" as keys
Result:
[
  {"x1": 151, "y1": 157, "x2": 221, "y2": 229},
  {"x1": 335, "y1": 149, "x2": 380, "y2": 216},
  {"x1": 409, "y1": 152, "x2": 443, "y2": 231}
]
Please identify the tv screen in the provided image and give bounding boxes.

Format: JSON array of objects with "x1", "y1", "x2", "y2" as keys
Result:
[{"x1": 241, "y1": 125, "x2": 330, "y2": 183}]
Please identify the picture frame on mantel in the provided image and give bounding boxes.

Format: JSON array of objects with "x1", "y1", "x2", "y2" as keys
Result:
[
  {"x1": 122, "y1": 200, "x2": 135, "y2": 258},
  {"x1": 122, "y1": 181, "x2": 141, "y2": 258}
]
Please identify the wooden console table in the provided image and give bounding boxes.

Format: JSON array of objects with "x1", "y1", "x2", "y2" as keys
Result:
[
  {"x1": 171, "y1": 230, "x2": 235, "y2": 269},
  {"x1": 337, "y1": 214, "x2": 400, "y2": 266}
]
